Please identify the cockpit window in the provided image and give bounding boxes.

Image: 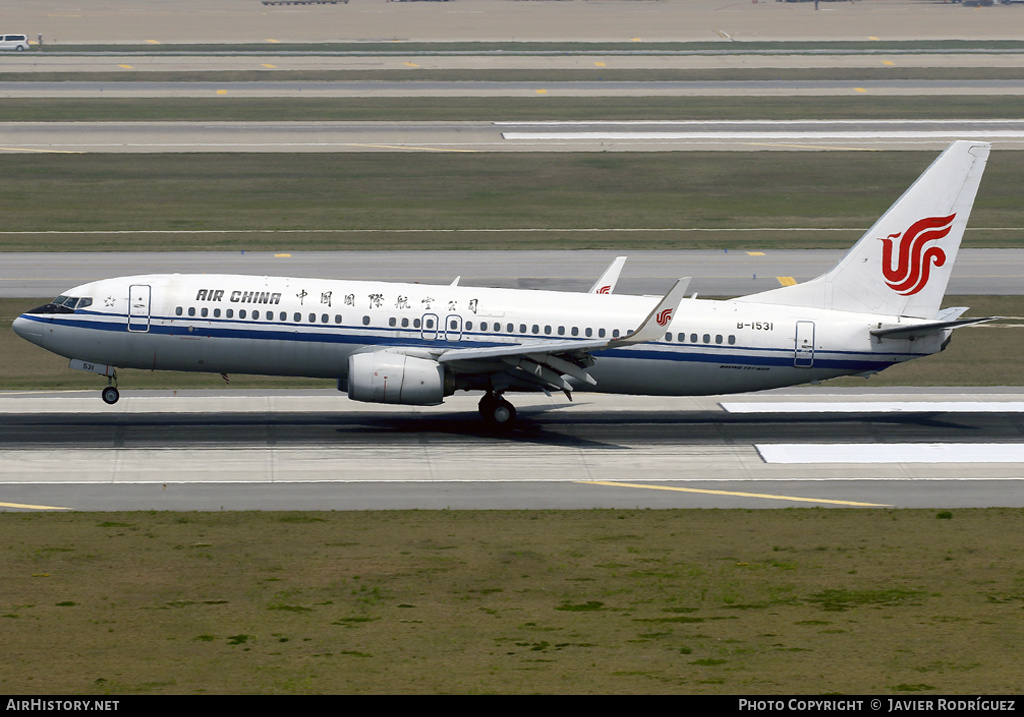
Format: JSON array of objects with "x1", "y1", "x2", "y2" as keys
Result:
[
  {"x1": 52, "y1": 296, "x2": 92, "y2": 310},
  {"x1": 28, "y1": 295, "x2": 93, "y2": 314}
]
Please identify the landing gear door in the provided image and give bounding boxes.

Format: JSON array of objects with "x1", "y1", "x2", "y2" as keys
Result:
[
  {"x1": 128, "y1": 284, "x2": 151, "y2": 333},
  {"x1": 794, "y1": 320, "x2": 815, "y2": 368}
]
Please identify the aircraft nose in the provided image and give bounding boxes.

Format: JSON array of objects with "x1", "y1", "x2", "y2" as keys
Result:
[{"x1": 12, "y1": 314, "x2": 42, "y2": 341}]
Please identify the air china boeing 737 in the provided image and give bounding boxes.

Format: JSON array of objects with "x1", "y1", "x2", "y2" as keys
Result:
[{"x1": 12, "y1": 141, "x2": 993, "y2": 427}]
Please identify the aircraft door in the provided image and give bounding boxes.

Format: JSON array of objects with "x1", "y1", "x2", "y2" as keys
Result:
[
  {"x1": 794, "y1": 320, "x2": 815, "y2": 368},
  {"x1": 444, "y1": 314, "x2": 463, "y2": 342},
  {"x1": 128, "y1": 284, "x2": 151, "y2": 333},
  {"x1": 420, "y1": 313, "x2": 439, "y2": 341}
]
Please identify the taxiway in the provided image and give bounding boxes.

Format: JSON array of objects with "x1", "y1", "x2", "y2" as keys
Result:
[{"x1": 4, "y1": 119, "x2": 1024, "y2": 154}]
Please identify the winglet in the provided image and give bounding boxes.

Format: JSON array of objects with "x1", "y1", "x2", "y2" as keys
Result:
[
  {"x1": 588, "y1": 256, "x2": 627, "y2": 294},
  {"x1": 613, "y1": 278, "x2": 690, "y2": 346}
]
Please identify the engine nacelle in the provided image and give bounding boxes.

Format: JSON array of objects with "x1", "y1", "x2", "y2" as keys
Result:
[{"x1": 347, "y1": 352, "x2": 452, "y2": 406}]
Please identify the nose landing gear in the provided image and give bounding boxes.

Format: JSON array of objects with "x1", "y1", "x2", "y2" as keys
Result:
[{"x1": 101, "y1": 375, "x2": 120, "y2": 405}]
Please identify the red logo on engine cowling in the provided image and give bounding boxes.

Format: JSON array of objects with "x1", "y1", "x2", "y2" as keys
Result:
[
  {"x1": 655, "y1": 308, "x2": 673, "y2": 326},
  {"x1": 879, "y1": 214, "x2": 956, "y2": 296}
]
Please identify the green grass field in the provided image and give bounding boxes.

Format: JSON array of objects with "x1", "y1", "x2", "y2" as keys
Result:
[
  {"x1": 0, "y1": 152, "x2": 1020, "y2": 253},
  {"x1": 2, "y1": 96, "x2": 1022, "y2": 123},
  {"x1": 2, "y1": 508, "x2": 1021, "y2": 694}
]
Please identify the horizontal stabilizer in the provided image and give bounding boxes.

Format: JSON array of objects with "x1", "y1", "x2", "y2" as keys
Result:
[{"x1": 871, "y1": 316, "x2": 997, "y2": 340}]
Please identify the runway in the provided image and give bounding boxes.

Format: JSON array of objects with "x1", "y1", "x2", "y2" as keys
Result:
[
  {"x1": 3, "y1": 119, "x2": 1024, "y2": 154},
  {"x1": 1, "y1": 388, "x2": 1023, "y2": 512},
  {"x1": 3, "y1": 248, "x2": 1024, "y2": 298}
]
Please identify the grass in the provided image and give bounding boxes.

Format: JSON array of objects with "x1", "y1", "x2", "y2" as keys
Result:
[
  {"x1": 1, "y1": 508, "x2": 1022, "y2": 694},
  {"x1": 4, "y1": 296, "x2": 1023, "y2": 390},
  {"x1": 0, "y1": 152, "x2": 1020, "y2": 253},
  {"x1": 2, "y1": 96, "x2": 1023, "y2": 122}
]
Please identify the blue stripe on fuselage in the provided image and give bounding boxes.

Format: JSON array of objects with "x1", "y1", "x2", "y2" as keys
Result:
[{"x1": 17, "y1": 312, "x2": 916, "y2": 373}]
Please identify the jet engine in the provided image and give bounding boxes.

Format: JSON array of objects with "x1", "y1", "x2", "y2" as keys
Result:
[{"x1": 347, "y1": 352, "x2": 453, "y2": 406}]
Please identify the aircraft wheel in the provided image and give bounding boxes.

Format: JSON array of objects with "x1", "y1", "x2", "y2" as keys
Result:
[
  {"x1": 487, "y1": 398, "x2": 517, "y2": 427},
  {"x1": 101, "y1": 386, "x2": 120, "y2": 405}
]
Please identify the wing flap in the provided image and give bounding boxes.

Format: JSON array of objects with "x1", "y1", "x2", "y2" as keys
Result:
[{"x1": 437, "y1": 278, "x2": 690, "y2": 394}]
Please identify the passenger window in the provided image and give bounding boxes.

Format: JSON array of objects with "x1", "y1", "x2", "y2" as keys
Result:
[
  {"x1": 226, "y1": 309, "x2": 234, "y2": 319},
  {"x1": 466, "y1": 321, "x2": 473, "y2": 331},
  {"x1": 703, "y1": 334, "x2": 710, "y2": 343},
  {"x1": 321, "y1": 314, "x2": 328, "y2": 324},
  {"x1": 201, "y1": 308, "x2": 209, "y2": 318},
  {"x1": 336, "y1": 315, "x2": 343, "y2": 324},
  {"x1": 532, "y1": 325, "x2": 539, "y2": 334},
  {"x1": 175, "y1": 306, "x2": 183, "y2": 316},
  {"x1": 401, "y1": 317, "x2": 409, "y2": 328},
  {"x1": 188, "y1": 307, "x2": 196, "y2": 317},
  {"x1": 214, "y1": 309, "x2": 221, "y2": 318},
  {"x1": 665, "y1": 332, "x2": 672, "y2": 342},
  {"x1": 389, "y1": 317, "x2": 397, "y2": 327},
  {"x1": 598, "y1": 328, "x2": 606, "y2": 338},
  {"x1": 414, "y1": 318, "x2": 421, "y2": 329},
  {"x1": 691, "y1": 333, "x2": 698, "y2": 343},
  {"x1": 362, "y1": 315, "x2": 370, "y2": 326},
  {"x1": 308, "y1": 313, "x2": 316, "y2": 323},
  {"x1": 279, "y1": 311, "x2": 286, "y2": 321},
  {"x1": 240, "y1": 309, "x2": 247, "y2": 319},
  {"x1": 558, "y1": 326, "x2": 565, "y2": 336},
  {"x1": 584, "y1": 327, "x2": 591, "y2": 337},
  {"x1": 716, "y1": 335, "x2": 723, "y2": 344},
  {"x1": 612, "y1": 329, "x2": 620, "y2": 338},
  {"x1": 544, "y1": 325, "x2": 551, "y2": 335},
  {"x1": 728, "y1": 335, "x2": 736, "y2": 345}
]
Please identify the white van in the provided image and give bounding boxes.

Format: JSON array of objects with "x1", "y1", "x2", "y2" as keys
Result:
[{"x1": 0, "y1": 34, "x2": 30, "y2": 51}]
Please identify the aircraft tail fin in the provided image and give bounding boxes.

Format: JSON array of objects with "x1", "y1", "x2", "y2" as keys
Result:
[
  {"x1": 736, "y1": 141, "x2": 991, "y2": 319},
  {"x1": 589, "y1": 256, "x2": 627, "y2": 294}
]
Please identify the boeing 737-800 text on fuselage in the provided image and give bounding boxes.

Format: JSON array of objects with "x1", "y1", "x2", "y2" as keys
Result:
[{"x1": 13, "y1": 141, "x2": 993, "y2": 426}]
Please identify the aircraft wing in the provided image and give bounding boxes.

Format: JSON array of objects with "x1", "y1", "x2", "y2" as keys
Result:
[{"x1": 435, "y1": 278, "x2": 690, "y2": 394}]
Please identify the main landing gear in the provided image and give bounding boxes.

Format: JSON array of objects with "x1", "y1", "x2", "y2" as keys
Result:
[{"x1": 478, "y1": 392, "x2": 516, "y2": 428}]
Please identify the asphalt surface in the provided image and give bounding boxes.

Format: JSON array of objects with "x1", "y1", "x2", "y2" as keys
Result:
[
  {"x1": 1, "y1": 389, "x2": 1023, "y2": 511},
  {"x1": 4, "y1": 119, "x2": 1024, "y2": 154}
]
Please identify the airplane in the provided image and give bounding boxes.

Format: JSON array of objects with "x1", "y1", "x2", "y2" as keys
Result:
[{"x1": 12, "y1": 140, "x2": 993, "y2": 427}]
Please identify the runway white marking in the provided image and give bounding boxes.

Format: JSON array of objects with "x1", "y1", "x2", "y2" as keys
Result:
[
  {"x1": 757, "y1": 443, "x2": 1024, "y2": 465},
  {"x1": 722, "y1": 401, "x2": 1024, "y2": 413},
  {"x1": 494, "y1": 120, "x2": 1024, "y2": 127},
  {"x1": 501, "y1": 131, "x2": 1024, "y2": 142}
]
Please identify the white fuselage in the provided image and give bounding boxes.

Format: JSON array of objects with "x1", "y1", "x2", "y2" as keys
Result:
[{"x1": 13, "y1": 273, "x2": 944, "y2": 397}]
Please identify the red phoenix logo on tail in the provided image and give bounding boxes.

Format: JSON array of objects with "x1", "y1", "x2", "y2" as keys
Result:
[
  {"x1": 879, "y1": 214, "x2": 956, "y2": 296},
  {"x1": 655, "y1": 308, "x2": 673, "y2": 327}
]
